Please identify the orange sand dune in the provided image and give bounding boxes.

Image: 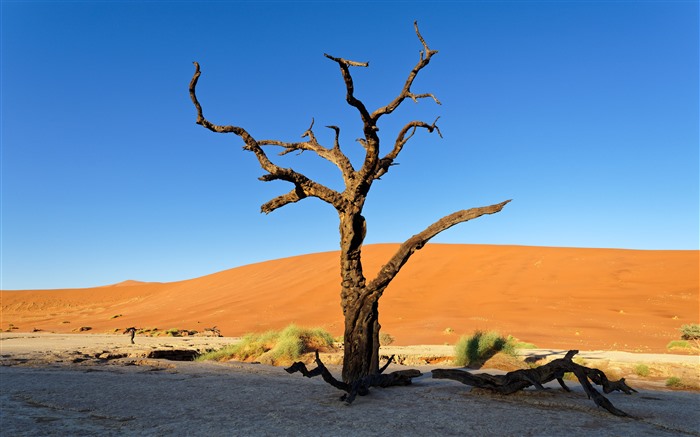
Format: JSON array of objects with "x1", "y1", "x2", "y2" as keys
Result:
[{"x1": 1, "y1": 244, "x2": 698, "y2": 353}]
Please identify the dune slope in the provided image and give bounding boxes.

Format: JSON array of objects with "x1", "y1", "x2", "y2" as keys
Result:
[{"x1": 2, "y1": 244, "x2": 697, "y2": 352}]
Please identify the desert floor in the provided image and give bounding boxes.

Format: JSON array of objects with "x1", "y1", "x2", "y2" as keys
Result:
[
  {"x1": 1, "y1": 245, "x2": 698, "y2": 435},
  {"x1": 1, "y1": 333, "x2": 699, "y2": 436}
]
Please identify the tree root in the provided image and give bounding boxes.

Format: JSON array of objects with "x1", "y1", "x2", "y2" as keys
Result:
[
  {"x1": 285, "y1": 351, "x2": 421, "y2": 404},
  {"x1": 432, "y1": 350, "x2": 637, "y2": 417}
]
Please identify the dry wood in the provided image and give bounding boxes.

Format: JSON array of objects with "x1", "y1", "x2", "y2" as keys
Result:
[
  {"x1": 432, "y1": 350, "x2": 638, "y2": 417},
  {"x1": 285, "y1": 351, "x2": 421, "y2": 404},
  {"x1": 190, "y1": 21, "x2": 509, "y2": 388}
]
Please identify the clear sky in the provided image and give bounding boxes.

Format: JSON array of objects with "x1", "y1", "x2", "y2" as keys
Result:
[{"x1": 1, "y1": 1, "x2": 698, "y2": 290}]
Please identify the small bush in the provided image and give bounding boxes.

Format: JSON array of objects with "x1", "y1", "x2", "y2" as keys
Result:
[
  {"x1": 454, "y1": 330, "x2": 520, "y2": 367},
  {"x1": 513, "y1": 340, "x2": 537, "y2": 349},
  {"x1": 379, "y1": 332, "x2": 394, "y2": 346},
  {"x1": 680, "y1": 324, "x2": 700, "y2": 341},
  {"x1": 634, "y1": 363, "x2": 650, "y2": 377},
  {"x1": 197, "y1": 344, "x2": 239, "y2": 361},
  {"x1": 667, "y1": 340, "x2": 691, "y2": 350},
  {"x1": 666, "y1": 376, "x2": 683, "y2": 388},
  {"x1": 110, "y1": 314, "x2": 123, "y2": 319}
]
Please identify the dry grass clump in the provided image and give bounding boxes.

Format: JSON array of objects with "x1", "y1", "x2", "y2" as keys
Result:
[
  {"x1": 454, "y1": 330, "x2": 534, "y2": 368},
  {"x1": 197, "y1": 324, "x2": 334, "y2": 365}
]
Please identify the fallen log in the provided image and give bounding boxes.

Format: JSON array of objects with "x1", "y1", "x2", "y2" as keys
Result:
[
  {"x1": 432, "y1": 350, "x2": 637, "y2": 417},
  {"x1": 286, "y1": 351, "x2": 421, "y2": 404}
]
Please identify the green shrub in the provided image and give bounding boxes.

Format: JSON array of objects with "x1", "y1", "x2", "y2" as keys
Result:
[
  {"x1": 634, "y1": 363, "x2": 650, "y2": 377},
  {"x1": 666, "y1": 376, "x2": 682, "y2": 388},
  {"x1": 197, "y1": 324, "x2": 334, "y2": 365},
  {"x1": 667, "y1": 340, "x2": 691, "y2": 350},
  {"x1": 680, "y1": 324, "x2": 700, "y2": 341},
  {"x1": 513, "y1": 340, "x2": 537, "y2": 349},
  {"x1": 197, "y1": 344, "x2": 240, "y2": 361},
  {"x1": 454, "y1": 330, "x2": 520, "y2": 367}
]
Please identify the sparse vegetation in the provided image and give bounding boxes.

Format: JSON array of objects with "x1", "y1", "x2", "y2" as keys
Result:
[
  {"x1": 667, "y1": 340, "x2": 693, "y2": 350},
  {"x1": 454, "y1": 330, "x2": 526, "y2": 367},
  {"x1": 666, "y1": 324, "x2": 700, "y2": 351},
  {"x1": 110, "y1": 314, "x2": 123, "y2": 319},
  {"x1": 164, "y1": 328, "x2": 198, "y2": 337},
  {"x1": 665, "y1": 376, "x2": 683, "y2": 388},
  {"x1": 197, "y1": 344, "x2": 240, "y2": 362},
  {"x1": 634, "y1": 363, "x2": 650, "y2": 377},
  {"x1": 513, "y1": 340, "x2": 538, "y2": 349},
  {"x1": 379, "y1": 332, "x2": 395, "y2": 346},
  {"x1": 197, "y1": 324, "x2": 334, "y2": 366},
  {"x1": 680, "y1": 323, "x2": 700, "y2": 340}
]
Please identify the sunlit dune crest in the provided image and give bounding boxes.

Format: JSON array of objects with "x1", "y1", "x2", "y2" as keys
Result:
[{"x1": 2, "y1": 244, "x2": 697, "y2": 353}]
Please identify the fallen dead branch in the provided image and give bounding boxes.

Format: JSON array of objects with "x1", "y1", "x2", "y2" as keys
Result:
[{"x1": 432, "y1": 349, "x2": 637, "y2": 416}]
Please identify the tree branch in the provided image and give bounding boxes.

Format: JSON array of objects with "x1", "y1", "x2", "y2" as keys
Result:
[
  {"x1": 189, "y1": 62, "x2": 259, "y2": 148},
  {"x1": 324, "y1": 53, "x2": 373, "y2": 127},
  {"x1": 368, "y1": 200, "x2": 511, "y2": 292},
  {"x1": 370, "y1": 22, "x2": 439, "y2": 122},
  {"x1": 189, "y1": 62, "x2": 349, "y2": 213},
  {"x1": 373, "y1": 118, "x2": 442, "y2": 180}
]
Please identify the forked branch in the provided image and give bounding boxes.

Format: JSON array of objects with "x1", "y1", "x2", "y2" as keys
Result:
[
  {"x1": 189, "y1": 62, "x2": 351, "y2": 213},
  {"x1": 371, "y1": 22, "x2": 440, "y2": 121}
]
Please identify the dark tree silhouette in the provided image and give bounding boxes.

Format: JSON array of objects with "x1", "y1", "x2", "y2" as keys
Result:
[
  {"x1": 123, "y1": 327, "x2": 136, "y2": 344},
  {"x1": 189, "y1": 23, "x2": 509, "y2": 387}
]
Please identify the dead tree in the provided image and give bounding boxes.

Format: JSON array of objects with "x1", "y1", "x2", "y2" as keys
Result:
[
  {"x1": 123, "y1": 327, "x2": 136, "y2": 344},
  {"x1": 189, "y1": 22, "x2": 509, "y2": 390},
  {"x1": 432, "y1": 350, "x2": 638, "y2": 416}
]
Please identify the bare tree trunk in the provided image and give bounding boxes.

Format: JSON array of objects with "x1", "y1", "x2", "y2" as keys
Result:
[
  {"x1": 341, "y1": 293, "x2": 383, "y2": 382},
  {"x1": 338, "y1": 210, "x2": 382, "y2": 382}
]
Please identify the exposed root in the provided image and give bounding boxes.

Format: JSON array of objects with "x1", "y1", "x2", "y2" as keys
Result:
[{"x1": 286, "y1": 351, "x2": 421, "y2": 404}]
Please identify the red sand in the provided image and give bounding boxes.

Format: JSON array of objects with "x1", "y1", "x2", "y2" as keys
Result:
[{"x1": 2, "y1": 244, "x2": 697, "y2": 353}]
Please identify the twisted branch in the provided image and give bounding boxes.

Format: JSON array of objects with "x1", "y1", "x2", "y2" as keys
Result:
[
  {"x1": 189, "y1": 62, "x2": 351, "y2": 213},
  {"x1": 432, "y1": 350, "x2": 637, "y2": 417},
  {"x1": 371, "y1": 22, "x2": 440, "y2": 121},
  {"x1": 368, "y1": 200, "x2": 511, "y2": 293}
]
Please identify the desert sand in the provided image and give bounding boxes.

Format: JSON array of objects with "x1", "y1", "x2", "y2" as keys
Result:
[
  {"x1": 2, "y1": 244, "x2": 698, "y2": 353},
  {"x1": 1, "y1": 333, "x2": 699, "y2": 436}
]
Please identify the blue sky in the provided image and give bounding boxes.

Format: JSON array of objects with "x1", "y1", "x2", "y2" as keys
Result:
[{"x1": 2, "y1": 1, "x2": 698, "y2": 290}]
